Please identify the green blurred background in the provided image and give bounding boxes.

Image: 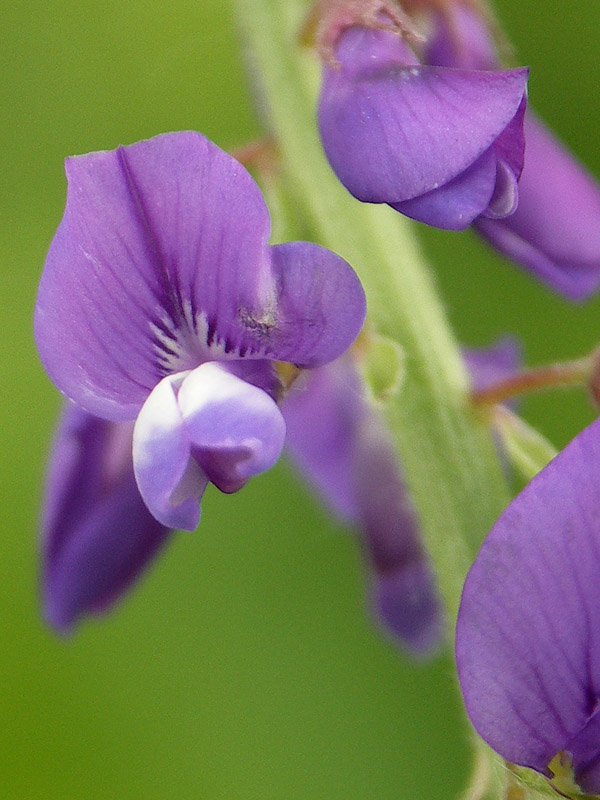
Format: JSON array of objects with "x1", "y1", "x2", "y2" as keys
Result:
[{"x1": 2, "y1": 1, "x2": 599, "y2": 797}]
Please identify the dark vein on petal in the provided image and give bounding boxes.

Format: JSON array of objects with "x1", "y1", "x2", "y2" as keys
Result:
[{"x1": 116, "y1": 147, "x2": 185, "y2": 337}]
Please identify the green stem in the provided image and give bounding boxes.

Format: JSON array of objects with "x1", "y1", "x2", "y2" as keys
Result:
[{"x1": 233, "y1": 0, "x2": 509, "y2": 627}]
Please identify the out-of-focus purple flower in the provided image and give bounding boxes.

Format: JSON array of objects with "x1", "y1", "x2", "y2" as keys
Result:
[
  {"x1": 283, "y1": 337, "x2": 520, "y2": 655},
  {"x1": 426, "y1": 4, "x2": 600, "y2": 300},
  {"x1": 283, "y1": 355, "x2": 442, "y2": 655},
  {"x1": 318, "y1": 17, "x2": 528, "y2": 230},
  {"x1": 35, "y1": 132, "x2": 366, "y2": 532},
  {"x1": 476, "y1": 114, "x2": 600, "y2": 300},
  {"x1": 42, "y1": 404, "x2": 171, "y2": 633},
  {"x1": 456, "y1": 417, "x2": 600, "y2": 795}
]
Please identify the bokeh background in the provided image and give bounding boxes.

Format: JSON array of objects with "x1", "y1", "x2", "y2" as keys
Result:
[{"x1": 2, "y1": 1, "x2": 599, "y2": 797}]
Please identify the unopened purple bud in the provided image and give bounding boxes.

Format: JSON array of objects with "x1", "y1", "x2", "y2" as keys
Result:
[
  {"x1": 318, "y1": 19, "x2": 528, "y2": 230},
  {"x1": 475, "y1": 114, "x2": 600, "y2": 301},
  {"x1": 283, "y1": 355, "x2": 443, "y2": 655}
]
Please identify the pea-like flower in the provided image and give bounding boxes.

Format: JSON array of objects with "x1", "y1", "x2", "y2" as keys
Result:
[
  {"x1": 456, "y1": 417, "x2": 600, "y2": 795},
  {"x1": 283, "y1": 354, "x2": 443, "y2": 655},
  {"x1": 426, "y1": 3, "x2": 600, "y2": 300},
  {"x1": 35, "y1": 131, "x2": 366, "y2": 533},
  {"x1": 317, "y1": 13, "x2": 528, "y2": 230}
]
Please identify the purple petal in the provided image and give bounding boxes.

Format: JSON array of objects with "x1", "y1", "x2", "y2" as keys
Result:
[
  {"x1": 319, "y1": 25, "x2": 528, "y2": 206},
  {"x1": 246, "y1": 241, "x2": 366, "y2": 368},
  {"x1": 424, "y1": 14, "x2": 527, "y2": 225},
  {"x1": 456, "y1": 417, "x2": 600, "y2": 791},
  {"x1": 36, "y1": 132, "x2": 366, "y2": 419},
  {"x1": 492, "y1": 96, "x2": 527, "y2": 184},
  {"x1": 35, "y1": 132, "x2": 274, "y2": 420},
  {"x1": 42, "y1": 405, "x2": 171, "y2": 633},
  {"x1": 475, "y1": 114, "x2": 600, "y2": 300},
  {"x1": 372, "y1": 564, "x2": 442, "y2": 655},
  {"x1": 177, "y1": 362, "x2": 286, "y2": 493},
  {"x1": 133, "y1": 372, "x2": 207, "y2": 531},
  {"x1": 423, "y1": 9, "x2": 527, "y2": 207},
  {"x1": 391, "y1": 147, "x2": 497, "y2": 230}
]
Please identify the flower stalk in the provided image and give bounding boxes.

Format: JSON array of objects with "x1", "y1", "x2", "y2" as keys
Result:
[{"x1": 472, "y1": 355, "x2": 594, "y2": 407}]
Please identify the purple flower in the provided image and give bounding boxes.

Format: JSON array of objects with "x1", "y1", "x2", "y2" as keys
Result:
[
  {"x1": 35, "y1": 131, "x2": 366, "y2": 532},
  {"x1": 283, "y1": 337, "x2": 520, "y2": 655},
  {"x1": 318, "y1": 19, "x2": 528, "y2": 230},
  {"x1": 456, "y1": 417, "x2": 600, "y2": 794},
  {"x1": 42, "y1": 404, "x2": 171, "y2": 633},
  {"x1": 283, "y1": 354, "x2": 442, "y2": 655},
  {"x1": 426, "y1": 4, "x2": 600, "y2": 300}
]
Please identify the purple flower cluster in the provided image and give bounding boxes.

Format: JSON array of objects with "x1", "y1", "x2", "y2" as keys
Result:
[{"x1": 34, "y1": 3, "x2": 600, "y2": 792}]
